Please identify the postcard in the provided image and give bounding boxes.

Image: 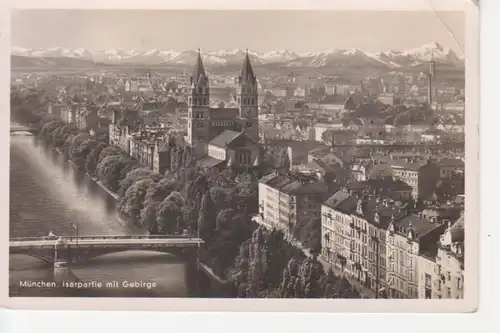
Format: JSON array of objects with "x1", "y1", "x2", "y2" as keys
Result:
[{"x1": 1, "y1": 0, "x2": 479, "y2": 313}]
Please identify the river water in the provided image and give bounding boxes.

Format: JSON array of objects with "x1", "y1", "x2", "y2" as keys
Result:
[{"x1": 9, "y1": 133, "x2": 208, "y2": 297}]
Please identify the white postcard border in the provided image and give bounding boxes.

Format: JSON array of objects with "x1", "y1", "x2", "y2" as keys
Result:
[{"x1": 0, "y1": 0, "x2": 480, "y2": 314}]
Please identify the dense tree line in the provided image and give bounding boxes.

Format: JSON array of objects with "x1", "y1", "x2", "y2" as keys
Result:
[{"x1": 11, "y1": 86, "x2": 361, "y2": 299}]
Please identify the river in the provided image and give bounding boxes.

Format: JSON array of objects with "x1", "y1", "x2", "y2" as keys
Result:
[{"x1": 9, "y1": 133, "x2": 212, "y2": 297}]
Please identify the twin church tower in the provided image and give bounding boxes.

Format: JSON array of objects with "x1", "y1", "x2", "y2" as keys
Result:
[{"x1": 186, "y1": 49, "x2": 259, "y2": 151}]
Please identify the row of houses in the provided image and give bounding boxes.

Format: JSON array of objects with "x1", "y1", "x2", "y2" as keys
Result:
[
  {"x1": 321, "y1": 186, "x2": 464, "y2": 299},
  {"x1": 256, "y1": 172, "x2": 464, "y2": 299}
]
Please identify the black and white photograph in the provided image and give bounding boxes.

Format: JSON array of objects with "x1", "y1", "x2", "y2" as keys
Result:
[{"x1": 6, "y1": 8, "x2": 474, "y2": 305}]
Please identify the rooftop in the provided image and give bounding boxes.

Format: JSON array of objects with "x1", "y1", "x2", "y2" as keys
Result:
[
  {"x1": 437, "y1": 158, "x2": 465, "y2": 167},
  {"x1": 393, "y1": 214, "x2": 442, "y2": 240},
  {"x1": 346, "y1": 178, "x2": 413, "y2": 193},
  {"x1": 208, "y1": 130, "x2": 242, "y2": 148},
  {"x1": 259, "y1": 173, "x2": 328, "y2": 195},
  {"x1": 196, "y1": 156, "x2": 226, "y2": 170},
  {"x1": 323, "y1": 190, "x2": 405, "y2": 228}
]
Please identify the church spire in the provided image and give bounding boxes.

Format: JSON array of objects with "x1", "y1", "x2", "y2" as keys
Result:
[
  {"x1": 240, "y1": 50, "x2": 256, "y2": 85},
  {"x1": 192, "y1": 48, "x2": 207, "y2": 83}
]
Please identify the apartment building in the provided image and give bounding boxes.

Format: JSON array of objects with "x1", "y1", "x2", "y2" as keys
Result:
[
  {"x1": 258, "y1": 173, "x2": 328, "y2": 239},
  {"x1": 128, "y1": 130, "x2": 172, "y2": 175},
  {"x1": 321, "y1": 187, "x2": 407, "y2": 295},
  {"x1": 386, "y1": 214, "x2": 446, "y2": 298},
  {"x1": 417, "y1": 213, "x2": 464, "y2": 299},
  {"x1": 390, "y1": 159, "x2": 440, "y2": 200}
]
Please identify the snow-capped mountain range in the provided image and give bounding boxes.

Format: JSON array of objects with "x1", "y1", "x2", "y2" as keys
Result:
[{"x1": 11, "y1": 42, "x2": 464, "y2": 69}]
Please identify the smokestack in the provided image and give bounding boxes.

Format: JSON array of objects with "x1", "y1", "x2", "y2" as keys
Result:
[{"x1": 428, "y1": 57, "x2": 436, "y2": 107}]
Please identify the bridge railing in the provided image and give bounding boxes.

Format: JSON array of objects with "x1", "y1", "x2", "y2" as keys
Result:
[{"x1": 10, "y1": 234, "x2": 196, "y2": 242}]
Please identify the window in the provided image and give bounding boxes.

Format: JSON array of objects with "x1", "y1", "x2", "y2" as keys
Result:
[
  {"x1": 424, "y1": 273, "x2": 431, "y2": 286},
  {"x1": 436, "y1": 280, "x2": 442, "y2": 291},
  {"x1": 425, "y1": 288, "x2": 432, "y2": 299},
  {"x1": 447, "y1": 271, "x2": 451, "y2": 281},
  {"x1": 446, "y1": 287, "x2": 451, "y2": 298}
]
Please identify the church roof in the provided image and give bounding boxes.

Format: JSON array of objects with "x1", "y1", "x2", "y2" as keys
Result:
[
  {"x1": 239, "y1": 51, "x2": 257, "y2": 85},
  {"x1": 192, "y1": 50, "x2": 207, "y2": 83},
  {"x1": 209, "y1": 130, "x2": 242, "y2": 148}
]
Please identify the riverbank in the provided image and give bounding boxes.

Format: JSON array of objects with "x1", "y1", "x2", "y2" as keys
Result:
[
  {"x1": 95, "y1": 179, "x2": 119, "y2": 200},
  {"x1": 51, "y1": 142, "x2": 230, "y2": 287}
]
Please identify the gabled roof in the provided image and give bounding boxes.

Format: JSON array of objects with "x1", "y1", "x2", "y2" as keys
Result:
[
  {"x1": 208, "y1": 130, "x2": 242, "y2": 148},
  {"x1": 394, "y1": 215, "x2": 441, "y2": 240}
]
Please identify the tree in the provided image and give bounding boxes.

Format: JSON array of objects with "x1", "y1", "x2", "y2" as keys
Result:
[
  {"x1": 69, "y1": 133, "x2": 91, "y2": 161},
  {"x1": 165, "y1": 191, "x2": 184, "y2": 208},
  {"x1": 278, "y1": 256, "x2": 324, "y2": 298},
  {"x1": 39, "y1": 121, "x2": 63, "y2": 142},
  {"x1": 52, "y1": 124, "x2": 79, "y2": 148},
  {"x1": 117, "y1": 167, "x2": 155, "y2": 199},
  {"x1": 293, "y1": 217, "x2": 322, "y2": 255},
  {"x1": 278, "y1": 258, "x2": 300, "y2": 298},
  {"x1": 215, "y1": 208, "x2": 236, "y2": 231},
  {"x1": 320, "y1": 268, "x2": 337, "y2": 298},
  {"x1": 98, "y1": 145, "x2": 122, "y2": 164},
  {"x1": 229, "y1": 240, "x2": 252, "y2": 297},
  {"x1": 246, "y1": 227, "x2": 268, "y2": 297},
  {"x1": 61, "y1": 134, "x2": 75, "y2": 158},
  {"x1": 97, "y1": 155, "x2": 128, "y2": 192},
  {"x1": 140, "y1": 201, "x2": 160, "y2": 234},
  {"x1": 119, "y1": 178, "x2": 155, "y2": 226},
  {"x1": 72, "y1": 139, "x2": 99, "y2": 169},
  {"x1": 119, "y1": 159, "x2": 141, "y2": 181},
  {"x1": 85, "y1": 142, "x2": 107, "y2": 177},
  {"x1": 197, "y1": 193, "x2": 216, "y2": 240},
  {"x1": 144, "y1": 177, "x2": 179, "y2": 203},
  {"x1": 297, "y1": 257, "x2": 324, "y2": 298},
  {"x1": 156, "y1": 194, "x2": 183, "y2": 234}
]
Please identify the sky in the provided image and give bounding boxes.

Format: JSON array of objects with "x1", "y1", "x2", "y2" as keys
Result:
[{"x1": 11, "y1": 10, "x2": 465, "y2": 54}]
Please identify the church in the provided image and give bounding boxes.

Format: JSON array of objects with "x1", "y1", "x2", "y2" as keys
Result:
[{"x1": 187, "y1": 50, "x2": 261, "y2": 170}]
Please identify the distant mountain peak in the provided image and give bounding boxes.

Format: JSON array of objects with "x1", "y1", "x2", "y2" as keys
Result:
[{"x1": 10, "y1": 42, "x2": 464, "y2": 69}]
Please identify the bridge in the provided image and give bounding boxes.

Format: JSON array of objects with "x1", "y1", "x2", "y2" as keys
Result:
[
  {"x1": 10, "y1": 125, "x2": 39, "y2": 135},
  {"x1": 9, "y1": 234, "x2": 204, "y2": 265}
]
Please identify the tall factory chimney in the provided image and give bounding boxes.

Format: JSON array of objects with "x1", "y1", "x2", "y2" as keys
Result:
[{"x1": 428, "y1": 53, "x2": 436, "y2": 108}]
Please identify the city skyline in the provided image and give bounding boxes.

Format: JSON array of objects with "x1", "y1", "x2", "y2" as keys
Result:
[{"x1": 11, "y1": 10, "x2": 464, "y2": 54}]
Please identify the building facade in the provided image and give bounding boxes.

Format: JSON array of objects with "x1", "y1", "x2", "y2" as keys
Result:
[
  {"x1": 386, "y1": 215, "x2": 445, "y2": 298},
  {"x1": 417, "y1": 214, "x2": 464, "y2": 299},
  {"x1": 390, "y1": 159, "x2": 440, "y2": 200},
  {"x1": 321, "y1": 188, "x2": 403, "y2": 295},
  {"x1": 258, "y1": 173, "x2": 328, "y2": 239}
]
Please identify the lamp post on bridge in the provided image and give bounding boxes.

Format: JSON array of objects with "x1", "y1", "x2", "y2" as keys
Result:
[{"x1": 72, "y1": 222, "x2": 79, "y2": 253}]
